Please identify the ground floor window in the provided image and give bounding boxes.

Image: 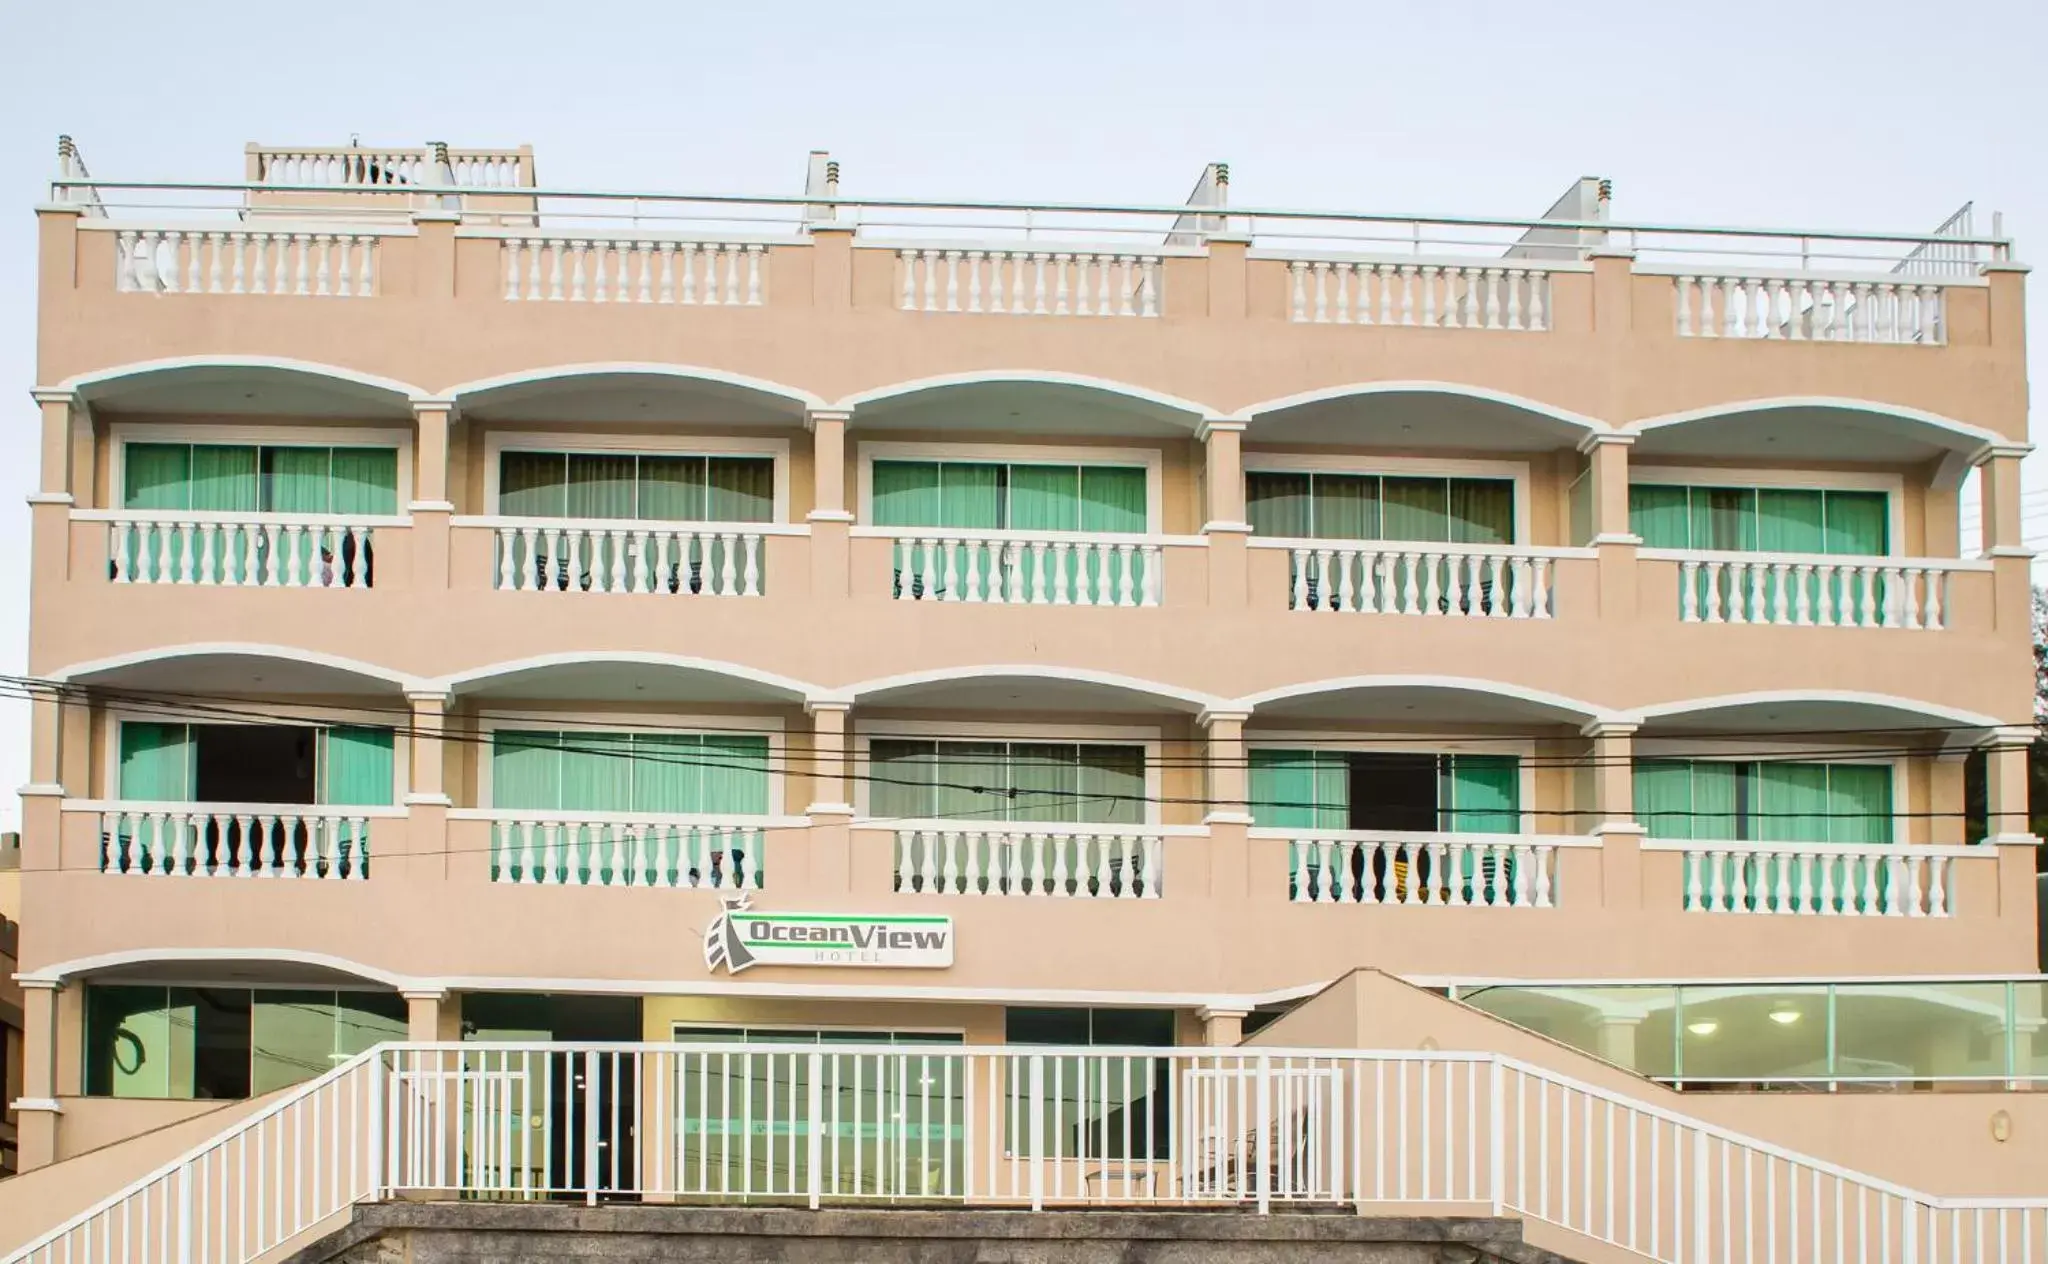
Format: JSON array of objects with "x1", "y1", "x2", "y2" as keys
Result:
[
  {"x1": 1004, "y1": 1008, "x2": 1175, "y2": 1161},
  {"x1": 83, "y1": 986, "x2": 406, "y2": 1098}
]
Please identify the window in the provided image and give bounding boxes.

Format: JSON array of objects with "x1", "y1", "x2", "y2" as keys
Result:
[
  {"x1": 124, "y1": 443, "x2": 398, "y2": 515},
  {"x1": 1629, "y1": 485, "x2": 1889, "y2": 556},
  {"x1": 1246, "y1": 472, "x2": 1514, "y2": 543},
  {"x1": 1633, "y1": 760, "x2": 1893, "y2": 844},
  {"x1": 1004, "y1": 1009, "x2": 1174, "y2": 1160},
  {"x1": 870, "y1": 460, "x2": 1147, "y2": 533},
  {"x1": 489, "y1": 730, "x2": 770, "y2": 815},
  {"x1": 867, "y1": 740, "x2": 1144, "y2": 825},
  {"x1": 499, "y1": 451, "x2": 773, "y2": 522},
  {"x1": 1248, "y1": 750, "x2": 1520, "y2": 833},
  {"x1": 117, "y1": 721, "x2": 394, "y2": 805},
  {"x1": 84, "y1": 985, "x2": 405, "y2": 1099}
]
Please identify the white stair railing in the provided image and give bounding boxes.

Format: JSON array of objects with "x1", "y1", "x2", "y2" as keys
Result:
[{"x1": 7, "y1": 1044, "x2": 2044, "y2": 1263}]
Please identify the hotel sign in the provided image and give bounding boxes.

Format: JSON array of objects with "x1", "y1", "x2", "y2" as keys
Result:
[{"x1": 704, "y1": 896, "x2": 953, "y2": 974}]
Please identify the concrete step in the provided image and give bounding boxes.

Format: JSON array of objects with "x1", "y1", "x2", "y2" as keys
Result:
[{"x1": 285, "y1": 1203, "x2": 1585, "y2": 1263}]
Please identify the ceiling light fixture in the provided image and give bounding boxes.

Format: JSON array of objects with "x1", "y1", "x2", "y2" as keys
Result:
[
  {"x1": 1686, "y1": 1020, "x2": 1719, "y2": 1037},
  {"x1": 1768, "y1": 1007, "x2": 1802, "y2": 1025}
]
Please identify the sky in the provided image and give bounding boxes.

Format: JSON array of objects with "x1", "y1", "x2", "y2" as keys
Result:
[{"x1": 0, "y1": 0, "x2": 2044, "y2": 830}]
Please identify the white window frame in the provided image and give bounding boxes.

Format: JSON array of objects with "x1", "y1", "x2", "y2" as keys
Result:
[
  {"x1": 855, "y1": 441, "x2": 1165, "y2": 534},
  {"x1": 1244, "y1": 732, "x2": 1540, "y2": 835},
  {"x1": 1626, "y1": 464, "x2": 1907, "y2": 558},
  {"x1": 1239, "y1": 451, "x2": 1534, "y2": 545},
  {"x1": 853, "y1": 719, "x2": 1164, "y2": 827},
  {"x1": 474, "y1": 712, "x2": 788, "y2": 819},
  {"x1": 109, "y1": 423, "x2": 416, "y2": 518},
  {"x1": 1626, "y1": 741, "x2": 1907, "y2": 846},
  {"x1": 100, "y1": 708, "x2": 411, "y2": 808},
  {"x1": 670, "y1": 1021, "x2": 970, "y2": 1040},
  {"x1": 482, "y1": 430, "x2": 791, "y2": 523}
]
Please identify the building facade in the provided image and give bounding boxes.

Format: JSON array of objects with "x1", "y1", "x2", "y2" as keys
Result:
[{"x1": 8, "y1": 141, "x2": 2041, "y2": 1210}]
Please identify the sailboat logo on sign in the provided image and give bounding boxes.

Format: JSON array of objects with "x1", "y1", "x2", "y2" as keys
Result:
[{"x1": 703, "y1": 896, "x2": 955, "y2": 975}]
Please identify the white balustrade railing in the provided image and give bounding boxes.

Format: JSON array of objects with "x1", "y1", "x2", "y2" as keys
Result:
[
  {"x1": 500, "y1": 236, "x2": 765, "y2": 304},
  {"x1": 1651, "y1": 840, "x2": 1975, "y2": 917},
  {"x1": 893, "y1": 826, "x2": 1166, "y2": 898},
  {"x1": 110, "y1": 226, "x2": 383, "y2": 296},
  {"x1": 876, "y1": 530, "x2": 1165, "y2": 607},
  {"x1": 482, "y1": 813, "x2": 767, "y2": 889},
  {"x1": 1670, "y1": 272, "x2": 1948, "y2": 344},
  {"x1": 896, "y1": 247, "x2": 1162, "y2": 316},
  {"x1": 486, "y1": 519, "x2": 776, "y2": 596},
  {"x1": 1264, "y1": 542, "x2": 1563, "y2": 618},
  {"x1": 15, "y1": 1043, "x2": 2044, "y2": 1264},
  {"x1": 1653, "y1": 550, "x2": 1972, "y2": 629},
  {"x1": 1276, "y1": 830, "x2": 1583, "y2": 908},
  {"x1": 254, "y1": 146, "x2": 527, "y2": 188},
  {"x1": 1285, "y1": 258, "x2": 1554, "y2": 331},
  {"x1": 88, "y1": 512, "x2": 387, "y2": 588},
  {"x1": 97, "y1": 803, "x2": 380, "y2": 879}
]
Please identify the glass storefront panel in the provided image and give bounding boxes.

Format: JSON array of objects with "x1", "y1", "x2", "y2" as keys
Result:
[
  {"x1": 1459, "y1": 985, "x2": 1680, "y2": 1081},
  {"x1": 1674, "y1": 985, "x2": 1830, "y2": 1085},
  {"x1": 2015, "y1": 983, "x2": 2048, "y2": 1081},
  {"x1": 252, "y1": 991, "x2": 409, "y2": 1094},
  {"x1": 1834, "y1": 982, "x2": 2008, "y2": 1083},
  {"x1": 87, "y1": 985, "x2": 400, "y2": 1099}
]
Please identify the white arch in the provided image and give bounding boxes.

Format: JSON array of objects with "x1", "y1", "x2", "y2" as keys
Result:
[
  {"x1": 1237, "y1": 381, "x2": 1607, "y2": 434},
  {"x1": 827, "y1": 664, "x2": 1228, "y2": 711},
  {"x1": 18, "y1": 947, "x2": 419, "y2": 988},
  {"x1": 49, "y1": 643, "x2": 421, "y2": 690},
  {"x1": 1235, "y1": 674, "x2": 1618, "y2": 723},
  {"x1": 54, "y1": 355, "x2": 429, "y2": 402},
  {"x1": 434, "y1": 651, "x2": 820, "y2": 701},
  {"x1": 834, "y1": 371, "x2": 1220, "y2": 421},
  {"x1": 442, "y1": 362, "x2": 826, "y2": 410},
  {"x1": 1633, "y1": 690, "x2": 2005, "y2": 730},
  {"x1": 1625, "y1": 397, "x2": 2010, "y2": 452}
]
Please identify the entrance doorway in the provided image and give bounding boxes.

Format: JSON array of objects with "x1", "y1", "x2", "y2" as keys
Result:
[{"x1": 462, "y1": 994, "x2": 643, "y2": 1199}]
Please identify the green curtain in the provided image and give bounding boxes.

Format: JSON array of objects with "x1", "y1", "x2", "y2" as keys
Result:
[
  {"x1": 699, "y1": 736, "x2": 769, "y2": 814},
  {"x1": 1313, "y1": 475, "x2": 1377, "y2": 540},
  {"x1": 1692, "y1": 488, "x2": 1758, "y2": 552},
  {"x1": 1447, "y1": 480, "x2": 1514, "y2": 545},
  {"x1": 871, "y1": 462, "x2": 942, "y2": 528},
  {"x1": 1826, "y1": 764, "x2": 1892, "y2": 845},
  {"x1": 1629, "y1": 485, "x2": 1691, "y2": 549},
  {"x1": 706, "y1": 458, "x2": 774, "y2": 523},
  {"x1": 932, "y1": 741, "x2": 1007, "y2": 821},
  {"x1": 264, "y1": 448, "x2": 331, "y2": 514},
  {"x1": 1757, "y1": 490, "x2": 1826, "y2": 554},
  {"x1": 1442, "y1": 756, "x2": 1519, "y2": 833},
  {"x1": 1755, "y1": 763, "x2": 1830, "y2": 844},
  {"x1": 1251, "y1": 750, "x2": 1346, "y2": 828},
  {"x1": 119, "y1": 722, "x2": 193, "y2": 800},
  {"x1": 329, "y1": 449, "x2": 398, "y2": 515},
  {"x1": 500, "y1": 453, "x2": 569, "y2": 518},
  {"x1": 868, "y1": 740, "x2": 934, "y2": 819},
  {"x1": 1633, "y1": 760, "x2": 1694, "y2": 839},
  {"x1": 1690, "y1": 763, "x2": 1740, "y2": 841},
  {"x1": 630, "y1": 733, "x2": 701, "y2": 814},
  {"x1": 565, "y1": 455, "x2": 637, "y2": 519},
  {"x1": 637, "y1": 456, "x2": 707, "y2": 522},
  {"x1": 1010, "y1": 743, "x2": 1079, "y2": 823},
  {"x1": 1381, "y1": 477, "x2": 1448, "y2": 542},
  {"x1": 1246, "y1": 472, "x2": 1310, "y2": 538},
  {"x1": 124, "y1": 444, "x2": 194, "y2": 510},
  {"x1": 1009, "y1": 466, "x2": 1079, "y2": 532},
  {"x1": 938, "y1": 464, "x2": 1003, "y2": 529},
  {"x1": 1823, "y1": 491, "x2": 1888, "y2": 556},
  {"x1": 491, "y1": 730, "x2": 564, "y2": 810},
  {"x1": 561, "y1": 731, "x2": 635, "y2": 811},
  {"x1": 1077, "y1": 745, "x2": 1145, "y2": 826},
  {"x1": 190, "y1": 445, "x2": 259, "y2": 512},
  {"x1": 319, "y1": 727, "x2": 394, "y2": 806},
  {"x1": 1078, "y1": 466, "x2": 1147, "y2": 533}
]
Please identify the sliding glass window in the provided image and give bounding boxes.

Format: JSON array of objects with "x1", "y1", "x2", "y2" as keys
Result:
[
  {"x1": 870, "y1": 460, "x2": 1147, "y2": 533},
  {"x1": 489, "y1": 730, "x2": 770, "y2": 815},
  {"x1": 1629, "y1": 485, "x2": 1888, "y2": 556},
  {"x1": 868, "y1": 740, "x2": 1144, "y2": 826},
  {"x1": 124, "y1": 442, "x2": 399, "y2": 515},
  {"x1": 499, "y1": 451, "x2": 774, "y2": 522},
  {"x1": 1246, "y1": 472, "x2": 1514, "y2": 543}
]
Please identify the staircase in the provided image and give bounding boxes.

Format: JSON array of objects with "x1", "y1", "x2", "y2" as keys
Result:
[{"x1": 1, "y1": 1041, "x2": 2042, "y2": 1263}]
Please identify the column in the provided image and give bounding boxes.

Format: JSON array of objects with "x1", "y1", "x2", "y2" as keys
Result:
[
  {"x1": 1583, "y1": 721, "x2": 1643, "y2": 909},
  {"x1": 1976, "y1": 447, "x2": 2033, "y2": 635},
  {"x1": 1197, "y1": 1006, "x2": 1249, "y2": 1047},
  {"x1": 29, "y1": 389, "x2": 80, "y2": 589},
  {"x1": 411, "y1": 399, "x2": 454, "y2": 592},
  {"x1": 404, "y1": 988, "x2": 448, "y2": 1042},
  {"x1": 1578, "y1": 432, "x2": 1636, "y2": 617},
  {"x1": 1981, "y1": 727, "x2": 2038, "y2": 932},
  {"x1": 406, "y1": 689, "x2": 453, "y2": 880},
  {"x1": 1595, "y1": 1015, "x2": 1644, "y2": 1071},
  {"x1": 16, "y1": 981, "x2": 61, "y2": 1171},
  {"x1": 806, "y1": 409, "x2": 853, "y2": 598},
  {"x1": 805, "y1": 701, "x2": 855, "y2": 894},
  {"x1": 1200, "y1": 420, "x2": 1249, "y2": 608},
  {"x1": 1202, "y1": 709, "x2": 1252, "y2": 902},
  {"x1": 22, "y1": 689, "x2": 66, "y2": 876}
]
